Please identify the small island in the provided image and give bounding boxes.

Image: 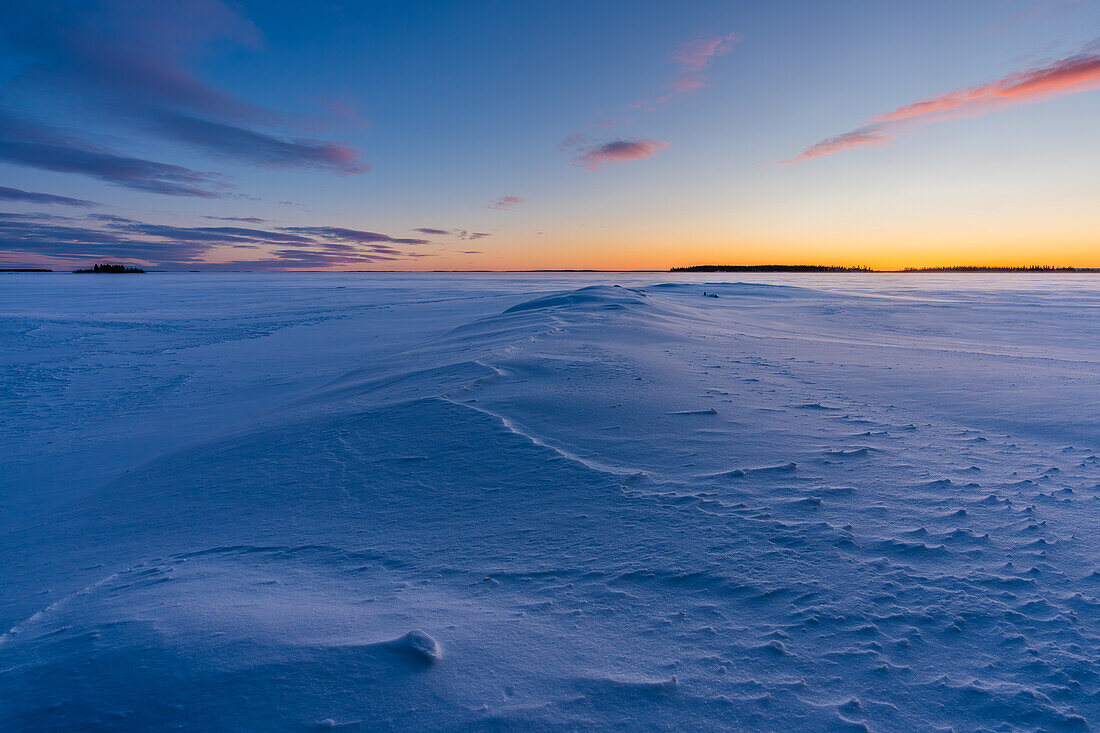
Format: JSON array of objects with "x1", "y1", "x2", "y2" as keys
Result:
[
  {"x1": 73, "y1": 263, "x2": 145, "y2": 274},
  {"x1": 671, "y1": 264, "x2": 872, "y2": 273}
]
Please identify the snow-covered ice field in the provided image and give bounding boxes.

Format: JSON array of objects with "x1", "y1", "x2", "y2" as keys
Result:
[{"x1": 2, "y1": 272, "x2": 1100, "y2": 731}]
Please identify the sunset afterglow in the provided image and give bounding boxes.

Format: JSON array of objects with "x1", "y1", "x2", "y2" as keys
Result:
[{"x1": 2, "y1": 1, "x2": 1099, "y2": 270}]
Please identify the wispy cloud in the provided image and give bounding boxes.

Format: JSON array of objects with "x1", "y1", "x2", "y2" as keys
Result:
[
  {"x1": 567, "y1": 138, "x2": 669, "y2": 171},
  {"x1": 563, "y1": 31, "x2": 736, "y2": 169},
  {"x1": 414, "y1": 227, "x2": 493, "y2": 239},
  {"x1": 2, "y1": 0, "x2": 370, "y2": 184},
  {"x1": 781, "y1": 127, "x2": 897, "y2": 164},
  {"x1": 8, "y1": 0, "x2": 264, "y2": 121},
  {"x1": 153, "y1": 112, "x2": 369, "y2": 173},
  {"x1": 202, "y1": 215, "x2": 267, "y2": 223},
  {"x1": 0, "y1": 114, "x2": 229, "y2": 197},
  {"x1": 669, "y1": 31, "x2": 741, "y2": 93},
  {"x1": 785, "y1": 49, "x2": 1100, "y2": 163},
  {"x1": 672, "y1": 33, "x2": 742, "y2": 74},
  {"x1": 632, "y1": 32, "x2": 742, "y2": 112},
  {"x1": 0, "y1": 212, "x2": 435, "y2": 269},
  {"x1": 118, "y1": 223, "x2": 313, "y2": 244},
  {"x1": 872, "y1": 53, "x2": 1100, "y2": 122},
  {"x1": 281, "y1": 226, "x2": 430, "y2": 246},
  {"x1": 0, "y1": 185, "x2": 96, "y2": 207},
  {"x1": 487, "y1": 196, "x2": 524, "y2": 210}
]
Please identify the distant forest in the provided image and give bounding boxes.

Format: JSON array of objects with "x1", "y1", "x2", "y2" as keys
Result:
[
  {"x1": 671, "y1": 265, "x2": 872, "y2": 273},
  {"x1": 73, "y1": 263, "x2": 145, "y2": 273},
  {"x1": 901, "y1": 266, "x2": 1100, "y2": 273},
  {"x1": 672, "y1": 264, "x2": 1100, "y2": 273}
]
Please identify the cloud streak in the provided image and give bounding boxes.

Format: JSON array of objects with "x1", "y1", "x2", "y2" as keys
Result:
[
  {"x1": 154, "y1": 112, "x2": 369, "y2": 173},
  {"x1": 786, "y1": 49, "x2": 1100, "y2": 163},
  {"x1": 0, "y1": 109, "x2": 231, "y2": 198},
  {"x1": 0, "y1": 212, "x2": 439, "y2": 270},
  {"x1": 0, "y1": 139, "x2": 228, "y2": 198},
  {"x1": 3, "y1": 0, "x2": 371, "y2": 180},
  {"x1": 280, "y1": 226, "x2": 430, "y2": 246},
  {"x1": 872, "y1": 53, "x2": 1100, "y2": 123},
  {"x1": 0, "y1": 185, "x2": 96, "y2": 207},
  {"x1": 7, "y1": 0, "x2": 264, "y2": 122},
  {"x1": 782, "y1": 127, "x2": 897, "y2": 164},
  {"x1": 414, "y1": 227, "x2": 493, "y2": 239}
]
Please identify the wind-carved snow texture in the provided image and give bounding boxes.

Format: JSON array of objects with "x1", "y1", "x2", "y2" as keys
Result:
[{"x1": 2, "y1": 273, "x2": 1100, "y2": 730}]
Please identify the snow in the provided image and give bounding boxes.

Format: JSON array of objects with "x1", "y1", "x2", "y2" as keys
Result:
[{"x1": 2, "y1": 272, "x2": 1099, "y2": 730}]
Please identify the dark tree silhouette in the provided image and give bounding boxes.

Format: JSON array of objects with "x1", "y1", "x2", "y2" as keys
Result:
[{"x1": 73, "y1": 263, "x2": 145, "y2": 273}]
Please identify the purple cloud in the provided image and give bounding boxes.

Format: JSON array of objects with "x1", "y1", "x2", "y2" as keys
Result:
[
  {"x1": 571, "y1": 139, "x2": 669, "y2": 170},
  {"x1": 0, "y1": 113, "x2": 229, "y2": 197},
  {"x1": 413, "y1": 228, "x2": 493, "y2": 240},
  {"x1": 0, "y1": 141, "x2": 228, "y2": 198},
  {"x1": 0, "y1": 185, "x2": 96, "y2": 207},
  {"x1": 4, "y1": 1, "x2": 371, "y2": 176},
  {"x1": 0, "y1": 212, "x2": 437, "y2": 270},
  {"x1": 7, "y1": 0, "x2": 263, "y2": 122},
  {"x1": 202, "y1": 215, "x2": 267, "y2": 223},
  {"x1": 154, "y1": 112, "x2": 369, "y2": 173},
  {"x1": 118, "y1": 223, "x2": 314, "y2": 244},
  {"x1": 280, "y1": 226, "x2": 430, "y2": 246},
  {"x1": 488, "y1": 196, "x2": 524, "y2": 210}
]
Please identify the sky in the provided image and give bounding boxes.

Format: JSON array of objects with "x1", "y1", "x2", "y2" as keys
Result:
[{"x1": 1, "y1": 0, "x2": 1100, "y2": 271}]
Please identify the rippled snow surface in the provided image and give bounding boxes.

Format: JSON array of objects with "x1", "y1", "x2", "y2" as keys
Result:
[{"x1": 2, "y1": 272, "x2": 1100, "y2": 731}]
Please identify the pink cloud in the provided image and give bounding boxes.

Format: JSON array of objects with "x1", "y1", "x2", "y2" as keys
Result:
[
  {"x1": 671, "y1": 32, "x2": 742, "y2": 74},
  {"x1": 566, "y1": 33, "x2": 736, "y2": 169},
  {"x1": 668, "y1": 76, "x2": 710, "y2": 94},
  {"x1": 487, "y1": 195, "x2": 524, "y2": 210},
  {"x1": 558, "y1": 132, "x2": 591, "y2": 152},
  {"x1": 781, "y1": 127, "x2": 896, "y2": 165},
  {"x1": 626, "y1": 31, "x2": 742, "y2": 113},
  {"x1": 874, "y1": 53, "x2": 1100, "y2": 123},
  {"x1": 787, "y1": 49, "x2": 1100, "y2": 163},
  {"x1": 573, "y1": 139, "x2": 669, "y2": 171}
]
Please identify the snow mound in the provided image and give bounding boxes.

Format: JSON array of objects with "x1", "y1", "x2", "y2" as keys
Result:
[{"x1": 384, "y1": 629, "x2": 442, "y2": 663}]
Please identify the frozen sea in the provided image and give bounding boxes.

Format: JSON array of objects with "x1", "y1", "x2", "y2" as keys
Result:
[{"x1": 2, "y1": 272, "x2": 1100, "y2": 731}]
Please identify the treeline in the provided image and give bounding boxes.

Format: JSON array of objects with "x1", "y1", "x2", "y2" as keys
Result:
[
  {"x1": 671, "y1": 264, "x2": 1099, "y2": 273},
  {"x1": 902, "y1": 266, "x2": 1100, "y2": 273},
  {"x1": 73, "y1": 263, "x2": 145, "y2": 273},
  {"x1": 670, "y1": 264, "x2": 873, "y2": 273}
]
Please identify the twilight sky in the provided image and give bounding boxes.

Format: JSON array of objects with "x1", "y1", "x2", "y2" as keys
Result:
[{"x1": 2, "y1": 0, "x2": 1099, "y2": 270}]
